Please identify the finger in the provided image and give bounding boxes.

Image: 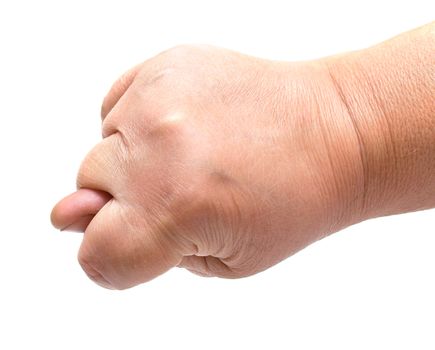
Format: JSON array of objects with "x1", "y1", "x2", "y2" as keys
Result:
[
  {"x1": 76, "y1": 133, "x2": 127, "y2": 194},
  {"x1": 78, "y1": 200, "x2": 183, "y2": 289},
  {"x1": 51, "y1": 189, "x2": 112, "y2": 232},
  {"x1": 101, "y1": 64, "x2": 142, "y2": 120}
]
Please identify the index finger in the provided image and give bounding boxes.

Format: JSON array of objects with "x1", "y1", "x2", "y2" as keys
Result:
[{"x1": 101, "y1": 64, "x2": 142, "y2": 120}]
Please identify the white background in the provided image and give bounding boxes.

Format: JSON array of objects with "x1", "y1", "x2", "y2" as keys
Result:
[{"x1": 0, "y1": 0, "x2": 434, "y2": 349}]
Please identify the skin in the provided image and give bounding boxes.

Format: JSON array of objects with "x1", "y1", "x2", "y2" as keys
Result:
[{"x1": 51, "y1": 23, "x2": 434, "y2": 290}]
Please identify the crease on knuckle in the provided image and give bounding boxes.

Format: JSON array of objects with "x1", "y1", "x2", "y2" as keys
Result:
[{"x1": 78, "y1": 250, "x2": 114, "y2": 289}]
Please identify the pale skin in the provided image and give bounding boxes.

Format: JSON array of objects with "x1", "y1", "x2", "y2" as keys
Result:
[{"x1": 51, "y1": 23, "x2": 434, "y2": 290}]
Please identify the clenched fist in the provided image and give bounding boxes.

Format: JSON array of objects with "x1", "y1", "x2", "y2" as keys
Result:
[{"x1": 51, "y1": 25, "x2": 435, "y2": 290}]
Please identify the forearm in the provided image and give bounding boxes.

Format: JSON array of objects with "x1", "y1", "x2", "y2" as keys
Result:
[{"x1": 325, "y1": 22, "x2": 435, "y2": 220}]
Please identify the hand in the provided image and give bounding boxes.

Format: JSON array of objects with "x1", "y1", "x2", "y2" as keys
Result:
[{"x1": 50, "y1": 45, "x2": 370, "y2": 289}]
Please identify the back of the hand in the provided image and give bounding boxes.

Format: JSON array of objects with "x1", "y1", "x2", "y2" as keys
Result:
[{"x1": 51, "y1": 45, "x2": 364, "y2": 289}]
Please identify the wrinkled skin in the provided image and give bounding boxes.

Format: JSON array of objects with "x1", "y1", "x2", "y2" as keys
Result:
[{"x1": 51, "y1": 45, "x2": 365, "y2": 289}]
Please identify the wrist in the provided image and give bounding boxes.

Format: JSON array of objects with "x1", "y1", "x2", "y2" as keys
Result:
[
  {"x1": 323, "y1": 23, "x2": 435, "y2": 220},
  {"x1": 276, "y1": 60, "x2": 373, "y2": 232}
]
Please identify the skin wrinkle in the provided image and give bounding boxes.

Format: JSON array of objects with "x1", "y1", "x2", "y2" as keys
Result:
[
  {"x1": 79, "y1": 258, "x2": 115, "y2": 289},
  {"x1": 362, "y1": 68, "x2": 399, "y2": 203},
  {"x1": 312, "y1": 87, "x2": 346, "y2": 231},
  {"x1": 325, "y1": 66, "x2": 368, "y2": 218},
  {"x1": 216, "y1": 185, "x2": 245, "y2": 263}
]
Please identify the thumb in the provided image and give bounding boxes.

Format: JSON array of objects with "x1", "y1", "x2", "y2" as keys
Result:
[{"x1": 51, "y1": 188, "x2": 112, "y2": 232}]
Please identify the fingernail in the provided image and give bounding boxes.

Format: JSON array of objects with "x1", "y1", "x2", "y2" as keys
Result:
[{"x1": 60, "y1": 214, "x2": 95, "y2": 232}]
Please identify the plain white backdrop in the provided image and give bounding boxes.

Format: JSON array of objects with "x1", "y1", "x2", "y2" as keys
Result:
[{"x1": 0, "y1": 0, "x2": 433, "y2": 349}]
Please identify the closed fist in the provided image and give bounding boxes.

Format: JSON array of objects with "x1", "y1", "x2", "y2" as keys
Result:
[{"x1": 51, "y1": 45, "x2": 364, "y2": 289}]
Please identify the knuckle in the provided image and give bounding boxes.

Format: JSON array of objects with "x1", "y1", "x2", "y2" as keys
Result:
[
  {"x1": 76, "y1": 155, "x2": 95, "y2": 189},
  {"x1": 100, "y1": 88, "x2": 117, "y2": 121},
  {"x1": 75, "y1": 136, "x2": 127, "y2": 192},
  {"x1": 77, "y1": 249, "x2": 113, "y2": 288},
  {"x1": 143, "y1": 111, "x2": 201, "y2": 159},
  {"x1": 76, "y1": 148, "x2": 103, "y2": 190},
  {"x1": 147, "y1": 111, "x2": 188, "y2": 141},
  {"x1": 134, "y1": 46, "x2": 197, "y2": 86},
  {"x1": 78, "y1": 239, "x2": 131, "y2": 290},
  {"x1": 77, "y1": 250, "x2": 97, "y2": 277},
  {"x1": 146, "y1": 45, "x2": 208, "y2": 77},
  {"x1": 101, "y1": 65, "x2": 141, "y2": 120},
  {"x1": 159, "y1": 44, "x2": 197, "y2": 59}
]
